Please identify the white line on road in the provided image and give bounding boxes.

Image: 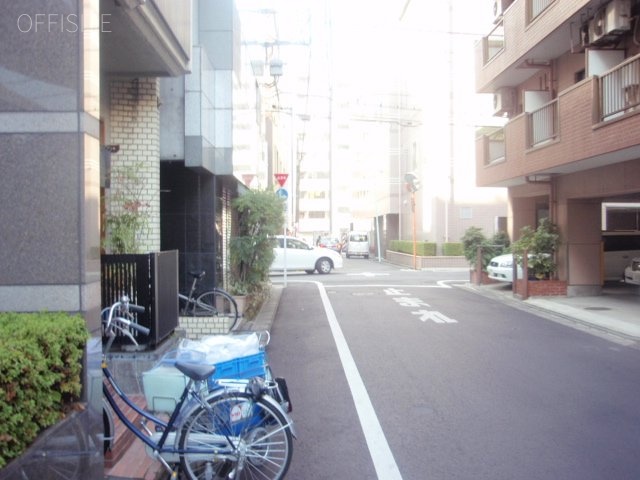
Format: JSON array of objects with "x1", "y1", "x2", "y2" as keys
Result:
[{"x1": 314, "y1": 281, "x2": 403, "y2": 480}]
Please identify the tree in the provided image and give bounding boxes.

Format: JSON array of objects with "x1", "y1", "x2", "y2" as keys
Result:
[
  {"x1": 229, "y1": 190, "x2": 285, "y2": 300},
  {"x1": 461, "y1": 227, "x2": 510, "y2": 272},
  {"x1": 103, "y1": 162, "x2": 149, "y2": 254}
]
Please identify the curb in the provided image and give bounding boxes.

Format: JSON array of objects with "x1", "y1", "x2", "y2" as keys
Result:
[
  {"x1": 235, "y1": 284, "x2": 283, "y2": 335},
  {"x1": 460, "y1": 282, "x2": 640, "y2": 343}
]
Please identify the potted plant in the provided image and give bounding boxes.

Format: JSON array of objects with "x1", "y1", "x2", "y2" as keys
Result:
[
  {"x1": 229, "y1": 190, "x2": 285, "y2": 319},
  {"x1": 512, "y1": 218, "x2": 560, "y2": 280},
  {"x1": 227, "y1": 279, "x2": 250, "y2": 316}
]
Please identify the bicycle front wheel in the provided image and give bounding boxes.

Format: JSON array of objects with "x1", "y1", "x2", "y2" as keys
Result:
[
  {"x1": 179, "y1": 392, "x2": 293, "y2": 480},
  {"x1": 194, "y1": 290, "x2": 239, "y2": 332}
]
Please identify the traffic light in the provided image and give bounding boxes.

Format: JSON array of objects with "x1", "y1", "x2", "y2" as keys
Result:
[{"x1": 404, "y1": 173, "x2": 420, "y2": 193}]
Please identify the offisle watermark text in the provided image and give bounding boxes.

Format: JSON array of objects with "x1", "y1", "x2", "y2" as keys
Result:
[{"x1": 17, "y1": 14, "x2": 112, "y2": 33}]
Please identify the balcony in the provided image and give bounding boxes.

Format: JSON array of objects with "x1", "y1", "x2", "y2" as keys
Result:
[
  {"x1": 528, "y1": 99, "x2": 557, "y2": 147},
  {"x1": 599, "y1": 55, "x2": 640, "y2": 121},
  {"x1": 476, "y1": 0, "x2": 594, "y2": 93},
  {"x1": 101, "y1": 0, "x2": 191, "y2": 77},
  {"x1": 477, "y1": 53, "x2": 640, "y2": 188}
]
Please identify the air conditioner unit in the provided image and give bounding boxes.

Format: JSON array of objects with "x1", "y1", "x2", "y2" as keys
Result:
[
  {"x1": 605, "y1": 0, "x2": 631, "y2": 35},
  {"x1": 493, "y1": 0, "x2": 503, "y2": 23},
  {"x1": 588, "y1": 8, "x2": 607, "y2": 45},
  {"x1": 493, "y1": 87, "x2": 516, "y2": 117}
]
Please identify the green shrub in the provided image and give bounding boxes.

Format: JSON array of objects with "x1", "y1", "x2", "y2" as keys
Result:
[
  {"x1": 461, "y1": 227, "x2": 510, "y2": 271},
  {"x1": 389, "y1": 240, "x2": 436, "y2": 256},
  {"x1": 512, "y1": 219, "x2": 560, "y2": 279},
  {"x1": 0, "y1": 312, "x2": 88, "y2": 468},
  {"x1": 442, "y1": 242, "x2": 463, "y2": 256}
]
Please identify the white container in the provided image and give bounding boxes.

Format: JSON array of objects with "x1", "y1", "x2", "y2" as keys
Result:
[{"x1": 142, "y1": 365, "x2": 188, "y2": 413}]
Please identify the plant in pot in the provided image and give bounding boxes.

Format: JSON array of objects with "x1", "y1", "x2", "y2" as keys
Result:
[
  {"x1": 229, "y1": 190, "x2": 285, "y2": 319},
  {"x1": 512, "y1": 218, "x2": 560, "y2": 280}
]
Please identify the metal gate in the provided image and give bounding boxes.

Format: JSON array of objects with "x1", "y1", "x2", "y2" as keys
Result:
[{"x1": 101, "y1": 250, "x2": 178, "y2": 347}]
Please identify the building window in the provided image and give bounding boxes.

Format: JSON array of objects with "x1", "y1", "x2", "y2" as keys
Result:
[
  {"x1": 460, "y1": 207, "x2": 473, "y2": 219},
  {"x1": 309, "y1": 211, "x2": 326, "y2": 219}
]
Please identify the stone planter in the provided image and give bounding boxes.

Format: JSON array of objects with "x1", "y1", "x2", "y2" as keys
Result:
[
  {"x1": 469, "y1": 269, "x2": 500, "y2": 285},
  {"x1": 233, "y1": 295, "x2": 247, "y2": 317},
  {"x1": 515, "y1": 279, "x2": 567, "y2": 297}
]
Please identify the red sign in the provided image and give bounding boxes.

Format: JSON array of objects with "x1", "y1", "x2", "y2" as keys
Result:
[
  {"x1": 242, "y1": 174, "x2": 255, "y2": 186},
  {"x1": 274, "y1": 173, "x2": 288, "y2": 187}
]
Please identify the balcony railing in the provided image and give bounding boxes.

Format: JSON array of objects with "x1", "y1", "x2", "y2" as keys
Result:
[
  {"x1": 528, "y1": 99, "x2": 558, "y2": 147},
  {"x1": 528, "y1": 0, "x2": 555, "y2": 22},
  {"x1": 483, "y1": 22, "x2": 505, "y2": 64},
  {"x1": 600, "y1": 55, "x2": 640, "y2": 121},
  {"x1": 483, "y1": 128, "x2": 506, "y2": 166}
]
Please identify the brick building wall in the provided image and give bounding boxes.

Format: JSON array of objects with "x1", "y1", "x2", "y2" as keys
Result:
[{"x1": 107, "y1": 77, "x2": 161, "y2": 252}]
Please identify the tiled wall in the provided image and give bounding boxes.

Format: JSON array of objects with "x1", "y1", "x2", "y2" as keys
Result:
[{"x1": 108, "y1": 77, "x2": 161, "y2": 252}]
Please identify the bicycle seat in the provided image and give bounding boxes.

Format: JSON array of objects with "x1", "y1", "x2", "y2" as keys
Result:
[
  {"x1": 189, "y1": 271, "x2": 206, "y2": 279},
  {"x1": 175, "y1": 361, "x2": 215, "y2": 382}
]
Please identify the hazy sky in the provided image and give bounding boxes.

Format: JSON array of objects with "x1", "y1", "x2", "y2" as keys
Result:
[{"x1": 236, "y1": 0, "x2": 507, "y2": 204}]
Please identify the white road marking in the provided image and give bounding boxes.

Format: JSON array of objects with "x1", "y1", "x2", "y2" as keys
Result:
[
  {"x1": 346, "y1": 272, "x2": 391, "y2": 277},
  {"x1": 383, "y1": 288, "x2": 405, "y2": 295},
  {"x1": 411, "y1": 310, "x2": 458, "y2": 324},
  {"x1": 314, "y1": 281, "x2": 403, "y2": 480},
  {"x1": 392, "y1": 297, "x2": 430, "y2": 308}
]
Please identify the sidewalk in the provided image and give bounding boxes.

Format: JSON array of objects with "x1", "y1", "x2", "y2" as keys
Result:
[{"x1": 465, "y1": 281, "x2": 640, "y2": 343}]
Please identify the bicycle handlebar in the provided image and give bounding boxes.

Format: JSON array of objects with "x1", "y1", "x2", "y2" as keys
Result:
[
  {"x1": 102, "y1": 296, "x2": 149, "y2": 343},
  {"x1": 112, "y1": 316, "x2": 151, "y2": 336},
  {"x1": 128, "y1": 303, "x2": 145, "y2": 314}
]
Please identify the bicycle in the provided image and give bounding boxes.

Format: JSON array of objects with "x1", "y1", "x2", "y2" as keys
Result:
[
  {"x1": 178, "y1": 271, "x2": 239, "y2": 332},
  {"x1": 102, "y1": 296, "x2": 295, "y2": 480}
]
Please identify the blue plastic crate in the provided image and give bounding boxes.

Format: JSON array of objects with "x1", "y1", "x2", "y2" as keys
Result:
[{"x1": 207, "y1": 351, "x2": 267, "y2": 390}]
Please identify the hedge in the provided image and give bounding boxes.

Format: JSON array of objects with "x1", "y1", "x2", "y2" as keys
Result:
[
  {"x1": 441, "y1": 242, "x2": 462, "y2": 256},
  {"x1": 389, "y1": 240, "x2": 437, "y2": 256},
  {"x1": 0, "y1": 312, "x2": 89, "y2": 468}
]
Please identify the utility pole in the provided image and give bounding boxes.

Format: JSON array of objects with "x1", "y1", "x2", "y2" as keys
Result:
[{"x1": 405, "y1": 173, "x2": 420, "y2": 269}]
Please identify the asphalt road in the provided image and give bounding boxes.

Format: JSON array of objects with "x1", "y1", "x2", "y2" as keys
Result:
[{"x1": 267, "y1": 258, "x2": 640, "y2": 480}]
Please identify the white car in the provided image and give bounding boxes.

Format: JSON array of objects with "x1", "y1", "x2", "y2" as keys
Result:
[
  {"x1": 270, "y1": 236, "x2": 343, "y2": 274},
  {"x1": 487, "y1": 254, "x2": 521, "y2": 282},
  {"x1": 487, "y1": 253, "x2": 552, "y2": 282},
  {"x1": 623, "y1": 257, "x2": 640, "y2": 285}
]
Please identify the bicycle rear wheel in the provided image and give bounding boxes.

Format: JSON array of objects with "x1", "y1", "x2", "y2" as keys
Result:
[
  {"x1": 194, "y1": 290, "x2": 239, "y2": 332},
  {"x1": 179, "y1": 392, "x2": 293, "y2": 480}
]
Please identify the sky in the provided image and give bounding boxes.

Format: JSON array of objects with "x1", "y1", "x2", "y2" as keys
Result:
[{"x1": 235, "y1": 0, "x2": 507, "y2": 206}]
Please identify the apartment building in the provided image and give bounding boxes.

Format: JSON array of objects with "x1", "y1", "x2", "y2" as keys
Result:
[{"x1": 475, "y1": 0, "x2": 640, "y2": 295}]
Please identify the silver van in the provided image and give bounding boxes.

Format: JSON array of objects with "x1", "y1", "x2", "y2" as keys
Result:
[{"x1": 346, "y1": 232, "x2": 369, "y2": 259}]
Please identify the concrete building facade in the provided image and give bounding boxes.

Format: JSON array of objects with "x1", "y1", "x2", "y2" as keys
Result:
[{"x1": 0, "y1": 0, "x2": 249, "y2": 329}]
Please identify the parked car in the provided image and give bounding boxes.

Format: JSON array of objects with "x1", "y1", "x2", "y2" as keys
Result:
[
  {"x1": 487, "y1": 254, "x2": 521, "y2": 282},
  {"x1": 602, "y1": 232, "x2": 640, "y2": 281},
  {"x1": 270, "y1": 236, "x2": 343, "y2": 274},
  {"x1": 345, "y1": 231, "x2": 370, "y2": 259},
  {"x1": 487, "y1": 253, "x2": 551, "y2": 282},
  {"x1": 623, "y1": 257, "x2": 640, "y2": 285},
  {"x1": 317, "y1": 236, "x2": 343, "y2": 253}
]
